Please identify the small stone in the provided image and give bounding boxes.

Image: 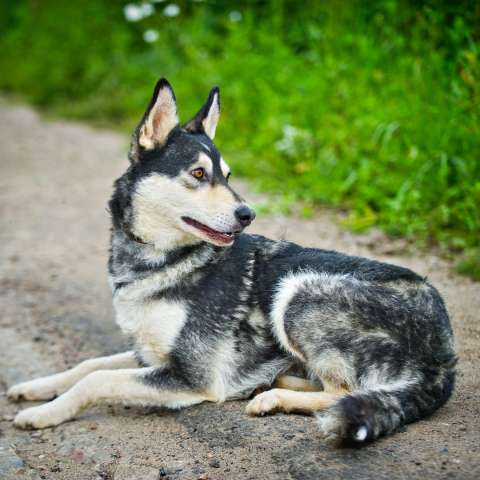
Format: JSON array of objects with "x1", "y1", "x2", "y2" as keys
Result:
[{"x1": 69, "y1": 449, "x2": 85, "y2": 463}]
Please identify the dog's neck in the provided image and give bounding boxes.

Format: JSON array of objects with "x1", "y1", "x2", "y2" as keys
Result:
[{"x1": 109, "y1": 226, "x2": 221, "y2": 291}]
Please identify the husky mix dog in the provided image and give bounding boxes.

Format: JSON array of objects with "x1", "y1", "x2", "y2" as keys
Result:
[{"x1": 8, "y1": 78, "x2": 456, "y2": 445}]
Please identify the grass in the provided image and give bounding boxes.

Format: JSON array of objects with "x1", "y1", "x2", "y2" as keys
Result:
[{"x1": 0, "y1": 0, "x2": 479, "y2": 279}]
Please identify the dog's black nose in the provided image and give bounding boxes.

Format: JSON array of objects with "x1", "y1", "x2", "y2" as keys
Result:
[{"x1": 235, "y1": 205, "x2": 256, "y2": 227}]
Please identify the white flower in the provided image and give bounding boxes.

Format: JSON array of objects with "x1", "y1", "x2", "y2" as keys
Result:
[
  {"x1": 275, "y1": 125, "x2": 309, "y2": 155},
  {"x1": 143, "y1": 29, "x2": 159, "y2": 43},
  {"x1": 163, "y1": 4, "x2": 180, "y2": 17},
  {"x1": 124, "y1": 4, "x2": 142, "y2": 22},
  {"x1": 123, "y1": 3, "x2": 155, "y2": 22},
  {"x1": 229, "y1": 11, "x2": 242, "y2": 22},
  {"x1": 140, "y1": 3, "x2": 155, "y2": 17}
]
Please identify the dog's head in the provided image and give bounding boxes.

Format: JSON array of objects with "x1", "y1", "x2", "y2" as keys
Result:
[{"x1": 110, "y1": 78, "x2": 255, "y2": 250}]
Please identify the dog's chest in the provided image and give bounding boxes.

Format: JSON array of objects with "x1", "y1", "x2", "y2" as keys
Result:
[{"x1": 113, "y1": 293, "x2": 187, "y2": 366}]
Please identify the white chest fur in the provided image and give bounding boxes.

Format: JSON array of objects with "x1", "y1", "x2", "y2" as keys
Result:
[{"x1": 113, "y1": 291, "x2": 187, "y2": 366}]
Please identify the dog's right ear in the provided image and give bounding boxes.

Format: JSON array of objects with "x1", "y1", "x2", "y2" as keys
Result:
[{"x1": 130, "y1": 78, "x2": 179, "y2": 162}]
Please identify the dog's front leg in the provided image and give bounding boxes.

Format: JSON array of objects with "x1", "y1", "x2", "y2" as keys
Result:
[
  {"x1": 8, "y1": 351, "x2": 138, "y2": 401},
  {"x1": 13, "y1": 367, "x2": 209, "y2": 429}
]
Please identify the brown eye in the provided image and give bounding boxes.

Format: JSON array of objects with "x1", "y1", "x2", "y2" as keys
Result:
[{"x1": 191, "y1": 168, "x2": 205, "y2": 180}]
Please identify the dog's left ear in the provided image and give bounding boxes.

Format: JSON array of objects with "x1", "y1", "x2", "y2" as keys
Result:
[{"x1": 184, "y1": 87, "x2": 220, "y2": 139}]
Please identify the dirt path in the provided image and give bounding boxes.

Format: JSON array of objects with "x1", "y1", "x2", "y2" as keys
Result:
[{"x1": 0, "y1": 102, "x2": 479, "y2": 480}]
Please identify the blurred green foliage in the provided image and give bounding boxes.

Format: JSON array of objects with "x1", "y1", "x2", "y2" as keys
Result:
[{"x1": 0, "y1": 0, "x2": 479, "y2": 278}]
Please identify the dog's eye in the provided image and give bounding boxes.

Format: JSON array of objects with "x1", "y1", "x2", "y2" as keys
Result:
[{"x1": 191, "y1": 168, "x2": 206, "y2": 180}]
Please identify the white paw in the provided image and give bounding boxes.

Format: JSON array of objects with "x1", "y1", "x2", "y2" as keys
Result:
[
  {"x1": 8, "y1": 379, "x2": 58, "y2": 402},
  {"x1": 246, "y1": 390, "x2": 281, "y2": 416},
  {"x1": 14, "y1": 404, "x2": 63, "y2": 430}
]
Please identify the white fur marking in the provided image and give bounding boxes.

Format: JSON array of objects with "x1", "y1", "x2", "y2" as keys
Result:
[
  {"x1": 270, "y1": 271, "x2": 325, "y2": 361},
  {"x1": 220, "y1": 157, "x2": 230, "y2": 178},
  {"x1": 199, "y1": 141, "x2": 211, "y2": 152},
  {"x1": 355, "y1": 426, "x2": 368, "y2": 441},
  {"x1": 271, "y1": 271, "x2": 359, "y2": 368},
  {"x1": 114, "y1": 298, "x2": 187, "y2": 365},
  {"x1": 197, "y1": 152, "x2": 214, "y2": 178}
]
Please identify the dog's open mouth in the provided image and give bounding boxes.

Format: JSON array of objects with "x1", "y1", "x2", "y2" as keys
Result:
[{"x1": 182, "y1": 217, "x2": 235, "y2": 245}]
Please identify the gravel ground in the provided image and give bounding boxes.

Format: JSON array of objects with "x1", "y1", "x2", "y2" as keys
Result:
[{"x1": 0, "y1": 102, "x2": 479, "y2": 480}]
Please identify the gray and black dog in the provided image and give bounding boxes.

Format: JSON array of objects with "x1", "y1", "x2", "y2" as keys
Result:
[{"x1": 8, "y1": 78, "x2": 456, "y2": 445}]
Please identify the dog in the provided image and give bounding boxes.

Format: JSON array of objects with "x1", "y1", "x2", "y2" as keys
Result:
[{"x1": 7, "y1": 78, "x2": 456, "y2": 445}]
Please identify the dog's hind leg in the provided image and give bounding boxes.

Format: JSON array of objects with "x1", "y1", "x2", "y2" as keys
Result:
[
  {"x1": 7, "y1": 351, "x2": 138, "y2": 402},
  {"x1": 13, "y1": 366, "x2": 210, "y2": 429},
  {"x1": 246, "y1": 384, "x2": 348, "y2": 416},
  {"x1": 273, "y1": 375, "x2": 321, "y2": 392}
]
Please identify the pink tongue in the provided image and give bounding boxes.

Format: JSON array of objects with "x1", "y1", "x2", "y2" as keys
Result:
[{"x1": 207, "y1": 231, "x2": 232, "y2": 243}]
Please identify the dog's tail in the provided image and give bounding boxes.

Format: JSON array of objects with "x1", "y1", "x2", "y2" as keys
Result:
[{"x1": 317, "y1": 364, "x2": 456, "y2": 445}]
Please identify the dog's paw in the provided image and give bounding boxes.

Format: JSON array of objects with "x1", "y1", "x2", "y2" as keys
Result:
[
  {"x1": 13, "y1": 403, "x2": 63, "y2": 430},
  {"x1": 7, "y1": 379, "x2": 58, "y2": 402},
  {"x1": 246, "y1": 390, "x2": 281, "y2": 416}
]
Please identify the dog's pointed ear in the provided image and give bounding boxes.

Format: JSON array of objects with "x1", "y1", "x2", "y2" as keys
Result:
[
  {"x1": 184, "y1": 87, "x2": 220, "y2": 139},
  {"x1": 130, "y1": 78, "x2": 179, "y2": 161}
]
